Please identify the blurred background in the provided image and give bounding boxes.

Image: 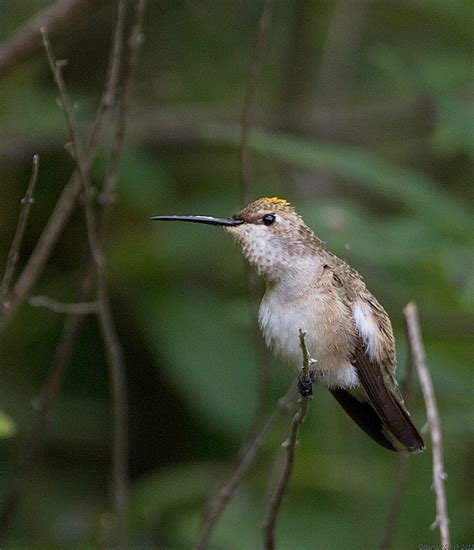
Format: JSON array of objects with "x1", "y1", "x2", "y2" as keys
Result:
[{"x1": 0, "y1": 0, "x2": 473, "y2": 548}]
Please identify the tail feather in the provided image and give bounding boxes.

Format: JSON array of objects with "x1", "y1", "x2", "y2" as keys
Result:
[
  {"x1": 331, "y1": 389, "x2": 396, "y2": 451},
  {"x1": 349, "y1": 339, "x2": 425, "y2": 453},
  {"x1": 331, "y1": 388, "x2": 424, "y2": 453}
]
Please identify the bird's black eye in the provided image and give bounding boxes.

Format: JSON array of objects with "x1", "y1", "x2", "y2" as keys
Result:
[{"x1": 262, "y1": 214, "x2": 276, "y2": 226}]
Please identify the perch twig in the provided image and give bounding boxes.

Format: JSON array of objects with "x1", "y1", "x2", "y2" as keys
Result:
[
  {"x1": 263, "y1": 329, "x2": 315, "y2": 549},
  {"x1": 1, "y1": 154, "x2": 39, "y2": 327}
]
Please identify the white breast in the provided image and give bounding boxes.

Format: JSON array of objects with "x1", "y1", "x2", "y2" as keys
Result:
[{"x1": 258, "y1": 287, "x2": 359, "y2": 389}]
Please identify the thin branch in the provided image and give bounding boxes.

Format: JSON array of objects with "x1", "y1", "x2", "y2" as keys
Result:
[
  {"x1": 263, "y1": 330, "x2": 315, "y2": 550},
  {"x1": 28, "y1": 295, "x2": 99, "y2": 315},
  {"x1": 194, "y1": 383, "x2": 296, "y2": 550},
  {"x1": 0, "y1": 2, "x2": 131, "y2": 541},
  {"x1": 380, "y1": 317, "x2": 417, "y2": 550},
  {"x1": 1, "y1": 0, "x2": 128, "y2": 331},
  {"x1": 100, "y1": 0, "x2": 146, "y2": 211},
  {"x1": 0, "y1": 0, "x2": 113, "y2": 79},
  {"x1": 0, "y1": 268, "x2": 95, "y2": 542},
  {"x1": 1, "y1": 155, "x2": 39, "y2": 318},
  {"x1": 41, "y1": 27, "x2": 129, "y2": 548},
  {"x1": 240, "y1": 0, "x2": 274, "y2": 204},
  {"x1": 403, "y1": 302, "x2": 450, "y2": 547}
]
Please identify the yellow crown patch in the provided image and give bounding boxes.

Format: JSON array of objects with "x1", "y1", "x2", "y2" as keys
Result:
[{"x1": 260, "y1": 197, "x2": 289, "y2": 206}]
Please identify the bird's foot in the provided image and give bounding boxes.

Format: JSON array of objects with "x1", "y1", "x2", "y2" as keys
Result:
[{"x1": 298, "y1": 369, "x2": 316, "y2": 398}]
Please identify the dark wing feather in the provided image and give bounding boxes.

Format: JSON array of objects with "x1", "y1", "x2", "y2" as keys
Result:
[
  {"x1": 331, "y1": 388, "x2": 396, "y2": 451},
  {"x1": 351, "y1": 337, "x2": 424, "y2": 453}
]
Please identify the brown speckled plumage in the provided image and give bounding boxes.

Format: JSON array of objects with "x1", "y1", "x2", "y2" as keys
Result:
[{"x1": 226, "y1": 198, "x2": 424, "y2": 453}]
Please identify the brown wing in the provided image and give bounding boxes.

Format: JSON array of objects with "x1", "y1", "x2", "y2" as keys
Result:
[
  {"x1": 322, "y1": 252, "x2": 424, "y2": 452},
  {"x1": 351, "y1": 336, "x2": 425, "y2": 453}
]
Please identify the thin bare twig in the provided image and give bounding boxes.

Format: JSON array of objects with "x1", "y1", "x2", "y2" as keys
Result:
[
  {"x1": 42, "y1": 27, "x2": 129, "y2": 548},
  {"x1": 263, "y1": 330, "x2": 315, "y2": 550},
  {"x1": 100, "y1": 0, "x2": 146, "y2": 211},
  {"x1": 1, "y1": 155, "x2": 39, "y2": 319},
  {"x1": 194, "y1": 383, "x2": 296, "y2": 550},
  {"x1": 28, "y1": 295, "x2": 99, "y2": 315},
  {"x1": 1, "y1": 0, "x2": 128, "y2": 331},
  {"x1": 0, "y1": 2, "x2": 131, "y2": 540},
  {"x1": 0, "y1": 269, "x2": 95, "y2": 541},
  {"x1": 380, "y1": 317, "x2": 417, "y2": 550},
  {"x1": 0, "y1": 0, "x2": 113, "y2": 79},
  {"x1": 403, "y1": 302, "x2": 450, "y2": 547}
]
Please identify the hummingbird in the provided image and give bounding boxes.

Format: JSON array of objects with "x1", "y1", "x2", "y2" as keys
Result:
[{"x1": 152, "y1": 197, "x2": 424, "y2": 453}]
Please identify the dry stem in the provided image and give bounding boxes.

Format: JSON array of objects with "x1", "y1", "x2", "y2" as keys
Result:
[
  {"x1": 42, "y1": 27, "x2": 129, "y2": 548},
  {"x1": 403, "y1": 302, "x2": 450, "y2": 547},
  {"x1": 263, "y1": 330, "x2": 315, "y2": 549},
  {"x1": 0, "y1": 0, "x2": 128, "y2": 530},
  {"x1": 28, "y1": 295, "x2": 99, "y2": 315},
  {"x1": 0, "y1": 0, "x2": 113, "y2": 79},
  {"x1": 1, "y1": 155, "x2": 39, "y2": 325},
  {"x1": 1, "y1": 0, "x2": 128, "y2": 331},
  {"x1": 194, "y1": 383, "x2": 296, "y2": 550},
  {"x1": 0, "y1": 2, "x2": 144, "y2": 543},
  {"x1": 100, "y1": 0, "x2": 146, "y2": 211}
]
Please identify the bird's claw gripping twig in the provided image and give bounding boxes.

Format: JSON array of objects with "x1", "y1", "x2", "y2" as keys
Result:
[{"x1": 297, "y1": 369, "x2": 315, "y2": 397}]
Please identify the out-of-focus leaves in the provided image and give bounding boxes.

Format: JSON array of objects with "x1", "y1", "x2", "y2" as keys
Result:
[
  {"x1": 205, "y1": 126, "x2": 473, "y2": 238},
  {"x1": 1, "y1": 0, "x2": 473, "y2": 547},
  {"x1": 130, "y1": 462, "x2": 223, "y2": 528},
  {"x1": 138, "y1": 288, "x2": 257, "y2": 436},
  {"x1": 92, "y1": 147, "x2": 173, "y2": 213}
]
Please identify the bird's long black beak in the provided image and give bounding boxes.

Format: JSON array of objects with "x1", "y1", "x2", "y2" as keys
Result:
[{"x1": 151, "y1": 215, "x2": 244, "y2": 227}]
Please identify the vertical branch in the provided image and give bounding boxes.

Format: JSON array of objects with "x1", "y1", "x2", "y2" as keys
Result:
[
  {"x1": 403, "y1": 302, "x2": 450, "y2": 548},
  {"x1": 194, "y1": 383, "x2": 296, "y2": 550},
  {"x1": 263, "y1": 330, "x2": 315, "y2": 549},
  {"x1": 380, "y1": 319, "x2": 417, "y2": 550},
  {"x1": 1, "y1": 155, "x2": 39, "y2": 322},
  {"x1": 41, "y1": 28, "x2": 129, "y2": 548},
  {"x1": 100, "y1": 0, "x2": 146, "y2": 212}
]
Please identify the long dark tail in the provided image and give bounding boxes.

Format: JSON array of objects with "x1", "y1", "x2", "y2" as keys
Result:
[{"x1": 330, "y1": 388, "x2": 424, "y2": 453}]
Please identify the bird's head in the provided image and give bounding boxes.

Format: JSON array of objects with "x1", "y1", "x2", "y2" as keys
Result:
[{"x1": 152, "y1": 197, "x2": 322, "y2": 282}]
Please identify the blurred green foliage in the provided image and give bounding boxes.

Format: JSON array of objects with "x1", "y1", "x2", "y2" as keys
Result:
[{"x1": 0, "y1": 0, "x2": 473, "y2": 548}]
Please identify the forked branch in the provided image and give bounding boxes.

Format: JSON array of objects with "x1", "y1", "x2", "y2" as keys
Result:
[{"x1": 0, "y1": 2, "x2": 130, "y2": 540}]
